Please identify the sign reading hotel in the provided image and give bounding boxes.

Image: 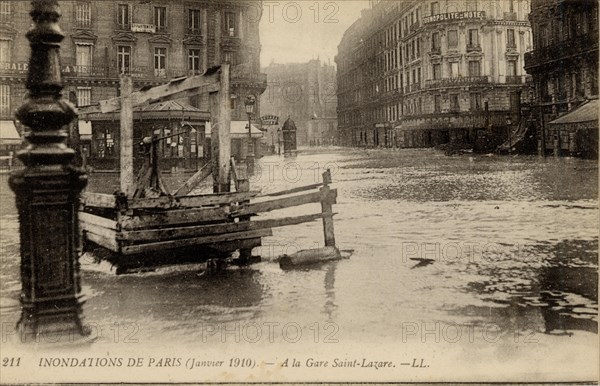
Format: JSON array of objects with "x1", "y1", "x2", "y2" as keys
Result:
[
  {"x1": 423, "y1": 11, "x2": 486, "y2": 24},
  {"x1": 131, "y1": 23, "x2": 156, "y2": 33}
]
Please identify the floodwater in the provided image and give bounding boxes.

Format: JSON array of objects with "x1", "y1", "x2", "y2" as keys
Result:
[{"x1": 0, "y1": 148, "x2": 598, "y2": 382}]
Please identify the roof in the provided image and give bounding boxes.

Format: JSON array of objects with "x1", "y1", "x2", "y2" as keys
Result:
[
  {"x1": 135, "y1": 100, "x2": 204, "y2": 113},
  {"x1": 0, "y1": 120, "x2": 21, "y2": 145},
  {"x1": 549, "y1": 99, "x2": 598, "y2": 129},
  {"x1": 205, "y1": 121, "x2": 263, "y2": 138}
]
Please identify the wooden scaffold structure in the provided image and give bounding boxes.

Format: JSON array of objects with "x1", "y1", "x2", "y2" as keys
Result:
[{"x1": 78, "y1": 65, "x2": 340, "y2": 273}]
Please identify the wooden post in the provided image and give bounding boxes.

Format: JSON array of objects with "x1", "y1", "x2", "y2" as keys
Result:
[
  {"x1": 120, "y1": 75, "x2": 134, "y2": 196},
  {"x1": 320, "y1": 169, "x2": 336, "y2": 247},
  {"x1": 209, "y1": 64, "x2": 231, "y2": 193},
  {"x1": 9, "y1": 0, "x2": 88, "y2": 340}
]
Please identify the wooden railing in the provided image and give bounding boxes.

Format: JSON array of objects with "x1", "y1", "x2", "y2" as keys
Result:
[{"x1": 80, "y1": 169, "x2": 337, "y2": 257}]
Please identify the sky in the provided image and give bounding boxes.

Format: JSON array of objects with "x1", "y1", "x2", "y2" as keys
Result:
[{"x1": 258, "y1": 1, "x2": 369, "y2": 66}]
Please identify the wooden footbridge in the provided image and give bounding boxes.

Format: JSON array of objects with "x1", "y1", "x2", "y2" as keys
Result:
[{"x1": 78, "y1": 65, "x2": 339, "y2": 272}]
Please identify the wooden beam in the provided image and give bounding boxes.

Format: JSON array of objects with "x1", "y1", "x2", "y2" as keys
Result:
[
  {"x1": 78, "y1": 72, "x2": 221, "y2": 116},
  {"x1": 79, "y1": 212, "x2": 119, "y2": 231},
  {"x1": 120, "y1": 212, "x2": 334, "y2": 242},
  {"x1": 121, "y1": 229, "x2": 273, "y2": 255},
  {"x1": 259, "y1": 183, "x2": 324, "y2": 197},
  {"x1": 84, "y1": 230, "x2": 120, "y2": 253},
  {"x1": 173, "y1": 163, "x2": 212, "y2": 197},
  {"x1": 128, "y1": 191, "x2": 259, "y2": 210},
  {"x1": 81, "y1": 193, "x2": 117, "y2": 209},
  {"x1": 119, "y1": 207, "x2": 231, "y2": 230},
  {"x1": 120, "y1": 75, "x2": 135, "y2": 196},
  {"x1": 232, "y1": 189, "x2": 337, "y2": 217},
  {"x1": 210, "y1": 64, "x2": 231, "y2": 193}
]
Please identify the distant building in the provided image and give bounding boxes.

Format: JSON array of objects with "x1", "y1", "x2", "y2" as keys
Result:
[
  {"x1": 261, "y1": 59, "x2": 337, "y2": 147},
  {"x1": 336, "y1": 0, "x2": 533, "y2": 149},
  {"x1": 0, "y1": 0, "x2": 267, "y2": 170},
  {"x1": 524, "y1": 0, "x2": 598, "y2": 157}
]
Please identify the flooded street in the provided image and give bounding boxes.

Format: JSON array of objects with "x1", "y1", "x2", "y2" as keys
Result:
[{"x1": 1, "y1": 148, "x2": 598, "y2": 382}]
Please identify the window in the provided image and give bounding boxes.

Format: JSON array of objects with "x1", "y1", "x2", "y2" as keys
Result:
[
  {"x1": 540, "y1": 24, "x2": 549, "y2": 47},
  {"x1": 431, "y1": 32, "x2": 440, "y2": 51},
  {"x1": 466, "y1": 0, "x2": 477, "y2": 12},
  {"x1": 450, "y1": 94, "x2": 459, "y2": 111},
  {"x1": 431, "y1": 2, "x2": 439, "y2": 15},
  {"x1": 449, "y1": 62, "x2": 459, "y2": 78},
  {"x1": 188, "y1": 9, "x2": 201, "y2": 33},
  {"x1": 117, "y1": 4, "x2": 130, "y2": 30},
  {"x1": 468, "y1": 29, "x2": 479, "y2": 47},
  {"x1": 434, "y1": 94, "x2": 441, "y2": 113},
  {"x1": 96, "y1": 129, "x2": 115, "y2": 158},
  {"x1": 0, "y1": 2, "x2": 11, "y2": 23},
  {"x1": 223, "y1": 51, "x2": 236, "y2": 65},
  {"x1": 507, "y1": 60, "x2": 517, "y2": 77},
  {"x1": 0, "y1": 85, "x2": 9, "y2": 116},
  {"x1": 224, "y1": 11, "x2": 237, "y2": 37},
  {"x1": 470, "y1": 93, "x2": 481, "y2": 111},
  {"x1": 77, "y1": 87, "x2": 91, "y2": 107},
  {"x1": 509, "y1": 0, "x2": 515, "y2": 13},
  {"x1": 117, "y1": 45, "x2": 131, "y2": 74},
  {"x1": 432, "y1": 63, "x2": 441, "y2": 80},
  {"x1": 507, "y1": 29, "x2": 516, "y2": 48},
  {"x1": 154, "y1": 47, "x2": 167, "y2": 77},
  {"x1": 0, "y1": 40, "x2": 10, "y2": 63},
  {"x1": 188, "y1": 49, "x2": 201, "y2": 74},
  {"x1": 76, "y1": 2, "x2": 92, "y2": 28},
  {"x1": 154, "y1": 7, "x2": 167, "y2": 32},
  {"x1": 448, "y1": 30, "x2": 458, "y2": 48},
  {"x1": 75, "y1": 44, "x2": 92, "y2": 74},
  {"x1": 468, "y1": 60, "x2": 481, "y2": 77}
]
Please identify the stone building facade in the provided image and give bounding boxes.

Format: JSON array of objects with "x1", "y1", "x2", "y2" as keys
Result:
[
  {"x1": 336, "y1": 0, "x2": 534, "y2": 149},
  {"x1": 0, "y1": 0, "x2": 267, "y2": 169},
  {"x1": 524, "y1": 0, "x2": 598, "y2": 157},
  {"x1": 261, "y1": 59, "x2": 337, "y2": 147}
]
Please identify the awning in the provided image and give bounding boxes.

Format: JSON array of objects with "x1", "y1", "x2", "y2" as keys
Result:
[
  {"x1": 0, "y1": 120, "x2": 22, "y2": 145},
  {"x1": 549, "y1": 99, "x2": 598, "y2": 130},
  {"x1": 79, "y1": 120, "x2": 92, "y2": 140},
  {"x1": 205, "y1": 121, "x2": 263, "y2": 139}
]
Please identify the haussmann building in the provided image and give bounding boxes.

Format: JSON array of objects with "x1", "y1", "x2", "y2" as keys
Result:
[
  {"x1": 336, "y1": 0, "x2": 534, "y2": 150},
  {"x1": 0, "y1": 0, "x2": 267, "y2": 171}
]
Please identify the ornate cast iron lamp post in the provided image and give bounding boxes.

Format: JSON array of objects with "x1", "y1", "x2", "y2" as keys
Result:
[{"x1": 9, "y1": 0, "x2": 88, "y2": 340}]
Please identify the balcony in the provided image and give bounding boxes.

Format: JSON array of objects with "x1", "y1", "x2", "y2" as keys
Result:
[
  {"x1": 231, "y1": 72, "x2": 268, "y2": 93},
  {"x1": 430, "y1": 47, "x2": 441, "y2": 55},
  {"x1": 0, "y1": 12, "x2": 12, "y2": 26},
  {"x1": 75, "y1": 19, "x2": 92, "y2": 29},
  {"x1": 409, "y1": 22, "x2": 420, "y2": 33},
  {"x1": 426, "y1": 76, "x2": 489, "y2": 89},
  {"x1": 155, "y1": 25, "x2": 168, "y2": 34},
  {"x1": 505, "y1": 75, "x2": 523, "y2": 84},
  {"x1": 525, "y1": 33, "x2": 599, "y2": 70},
  {"x1": 466, "y1": 44, "x2": 482, "y2": 52},
  {"x1": 64, "y1": 65, "x2": 108, "y2": 78},
  {"x1": 186, "y1": 28, "x2": 202, "y2": 36},
  {"x1": 117, "y1": 23, "x2": 131, "y2": 31},
  {"x1": 410, "y1": 83, "x2": 421, "y2": 92}
]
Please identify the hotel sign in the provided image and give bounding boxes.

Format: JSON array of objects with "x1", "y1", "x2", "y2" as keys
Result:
[
  {"x1": 423, "y1": 11, "x2": 486, "y2": 24},
  {"x1": 131, "y1": 23, "x2": 156, "y2": 33}
]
